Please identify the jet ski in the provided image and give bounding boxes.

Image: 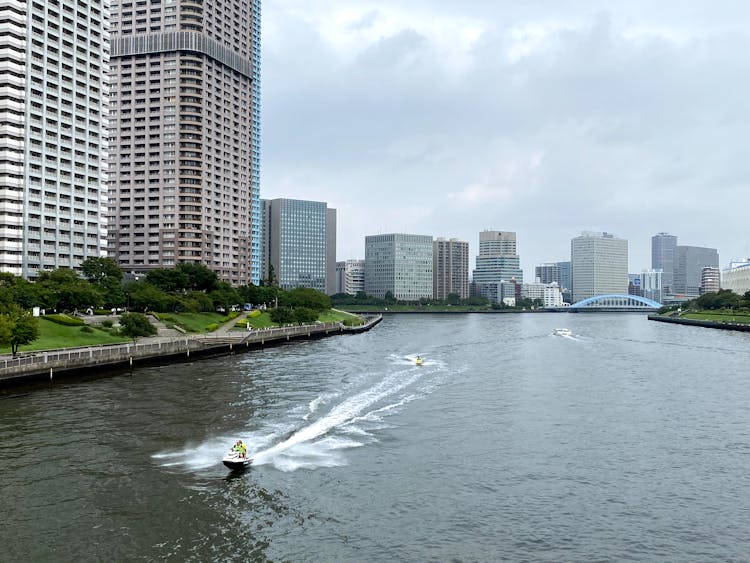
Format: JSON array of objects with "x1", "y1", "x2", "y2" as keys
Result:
[
  {"x1": 222, "y1": 449, "x2": 252, "y2": 470},
  {"x1": 416, "y1": 356, "x2": 423, "y2": 366}
]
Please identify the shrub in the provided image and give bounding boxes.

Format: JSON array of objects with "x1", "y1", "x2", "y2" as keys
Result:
[
  {"x1": 80, "y1": 325, "x2": 94, "y2": 333},
  {"x1": 94, "y1": 309, "x2": 112, "y2": 315},
  {"x1": 248, "y1": 309, "x2": 261, "y2": 318},
  {"x1": 206, "y1": 323, "x2": 219, "y2": 332},
  {"x1": 101, "y1": 319, "x2": 114, "y2": 328},
  {"x1": 227, "y1": 311, "x2": 240, "y2": 320},
  {"x1": 45, "y1": 314, "x2": 85, "y2": 326}
]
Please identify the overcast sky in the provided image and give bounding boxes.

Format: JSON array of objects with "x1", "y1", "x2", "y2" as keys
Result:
[{"x1": 260, "y1": 1, "x2": 750, "y2": 277}]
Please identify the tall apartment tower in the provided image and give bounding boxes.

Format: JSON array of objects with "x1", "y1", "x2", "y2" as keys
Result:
[
  {"x1": 651, "y1": 233, "x2": 677, "y2": 295},
  {"x1": 472, "y1": 231, "x2": 523, "y2": 300},
  {"x1": 262, "y1": 198, "x2": 336, "y2": 294},
  {"x1": 107, "y1": 0, "x2": 262, "y2": 286},
  {"x1": 571, "y1": 231, "x2": 628, "y2": 302},
  {"x1": 433, "y1": 238, "x2": 469, "y2": 300},
  {"x1": 0, "y1": 0, "x2": 109, "y2": 278},
  {"x1": 365, "y1": 234, "x2": 433, "y2": 300}
]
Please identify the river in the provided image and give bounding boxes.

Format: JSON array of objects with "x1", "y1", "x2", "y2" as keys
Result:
[{"x1": 2, "y1": 313, "x2": 750, "y2": 561}]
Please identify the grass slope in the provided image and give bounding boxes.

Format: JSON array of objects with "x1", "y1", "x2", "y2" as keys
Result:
[{"x1": 0, "y1": 318, "x2": 130, "y2": 355}]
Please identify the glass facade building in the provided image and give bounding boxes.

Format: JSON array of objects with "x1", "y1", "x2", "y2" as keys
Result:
[
  {"x1": 365, "y1": 234, "x2": 433, "y2": 300},
  {"x1": 262, "y1": 198, "x2": 336, "y2": 294}
]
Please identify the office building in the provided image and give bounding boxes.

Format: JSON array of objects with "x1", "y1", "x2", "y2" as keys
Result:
[
  {"x1": 472, "y1": 231, "x2": 523, "y2": 301},
  {"x1": 262, "y1": 198, "x2": 336, "y2": 294},
  {"x1": 365, "y1": 234, "x2": 433, "y2": 300},
  {"x1": 433, "y1": 238, "x2": 469, "y2": 300},
  {"x1": 571, "y1": 231, "x2": 628, "y2": 302},
  {"x1": 673, "y1": 245, "x2": 719, "y2": 298},
  {"x1": 335, "y1": 259, "x2": 365, "y2": 295},
  {"x1": 0, "y1": 0, "x2": 109, "y2": 278},
  {"x1": 107, "y1": 0, "x2": 262, "y2": 286},
  {"x1": 722, "y1": 260, "x2": 750, "y2": 295},
  {"x1": 652, "y1": 233, "x2": 677, "y2": 295}
]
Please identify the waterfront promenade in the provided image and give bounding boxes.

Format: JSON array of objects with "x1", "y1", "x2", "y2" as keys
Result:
[{"x1": 0, "y1": 314, "x2": 382, "y2": 387}]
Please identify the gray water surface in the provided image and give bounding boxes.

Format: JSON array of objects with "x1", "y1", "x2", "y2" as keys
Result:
[{"x1": 2, "y1": 313, "x2": 750, "y2": 561}]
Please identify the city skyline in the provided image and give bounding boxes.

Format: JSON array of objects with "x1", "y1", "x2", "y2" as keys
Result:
[{"x1": 260, "y1": 1, "x2": 750, "y2": 276}]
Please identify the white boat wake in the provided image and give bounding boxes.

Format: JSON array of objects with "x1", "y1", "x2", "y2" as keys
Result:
[{"x1": 154, "y1": 359, "x2": 448, "y2": 473}]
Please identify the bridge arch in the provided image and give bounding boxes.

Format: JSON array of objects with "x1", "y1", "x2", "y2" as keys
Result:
[{"x1": 570, "y1": 294, "x2": 662, "y2": 310}]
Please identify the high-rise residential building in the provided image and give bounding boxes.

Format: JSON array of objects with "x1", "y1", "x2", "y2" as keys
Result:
[
  {"x1": 433, "y1": 238, "x2": 469, "y2": 300},
  {"x1": 570, "y1": 231, "x2": 628, "y2": 302},
  {"x1": 262, "y1": 198, "x2": 336, "y2": 294},
  {"x1": 107, "y1": 0, "x2": 262, "y2": 286},
  {"x1": 673, "y1": 245, "x2": 719, "y2": 298},
  {"x1": 0, "y1": 0, "x2": 109, "y2": 278},
  {"x1": 365, "y1": 234, "x2": 433, "y2": 300},
  {"x1": 472, "y1": 230, "x2": 523, "y2": 301},
  {"x1": 652, "y1": 233, "x2": 677, "y2": 295},
  {"x1": 722, "y1": 260, "x2": 750, "y2": 295},
  {"x1": 640, "y1": 269, "x2": 663, "y2": 304},
  {"x1": 335, "y1": 259, "x2": 365, "y2": 295},
  {"x1": 700, "y1": 266, "x2": 720, "y2": 295}
]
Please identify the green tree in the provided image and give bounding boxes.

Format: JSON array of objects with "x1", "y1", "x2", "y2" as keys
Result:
[
  {"x1": 446, "y1": 293, "x2": 461, "y2": 305},
  {"x1": 37, "y1": 268, "x2": 103, "y2": 312},
  {"x1": 81, "y1": 257, "x2": 123, "y2": 284},
  {"x1": 0, "y1": 306, "x2": 40, "y2": 356},
  {"x1": 125, "y1": 281, "x2": 174, "y2": 312},
  {"x1": 269, "y1": 306, "x2": 294, "y2": 326},
  {"x1": 146, "y1": 268, "x2": 189, "y2": 293},
  {"x1": 176, "y1": 262, "x2": 218, "y2": 292},
  {"x1": 210, "y1": 281, "x2": 240, "y2": 311},
  {"x1": 281, "y1": 287, "x2": 331, "y2": 312},
  {"x1": 118, "y1": 312, "x2": 157, "y2": 342},
  {"x1": 292, "y1": 306, "x2": 318, "y2": 325}
]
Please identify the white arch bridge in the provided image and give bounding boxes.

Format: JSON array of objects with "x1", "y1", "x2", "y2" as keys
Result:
[{"x1": 568, "y1": 294, "x2": 662, "y2": 312}]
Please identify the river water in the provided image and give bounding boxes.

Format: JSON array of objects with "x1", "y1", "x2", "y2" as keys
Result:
[{"x1": 2, "y1": 313, "x2": 750, "y2": 561}]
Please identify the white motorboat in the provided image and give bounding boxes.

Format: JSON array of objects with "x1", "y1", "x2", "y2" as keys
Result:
[
  {"x1": 553, "y1": 328, "x2": 573, "y2": 337},
  {"x1": 222, "y1": 449, "x2": 252, "y2": 470}
]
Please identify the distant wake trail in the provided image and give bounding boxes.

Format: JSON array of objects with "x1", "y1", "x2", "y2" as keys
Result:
[{"x1": 251, "y1": 367, "x2": 423, "y2": 465}]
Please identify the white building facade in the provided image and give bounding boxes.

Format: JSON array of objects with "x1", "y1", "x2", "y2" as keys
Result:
[
  {"x1": 0, "y1": 0, "x2": 109, "y2": 278},
  {"x1": 721, "y1": 260, "x2": 750, "y2": 295},
  {"x1": 335, "y1": 259, "x2": 365, "y2": 295},
  {"x1": 571, "y1": 232, "x2": 628, "y2": 303}
]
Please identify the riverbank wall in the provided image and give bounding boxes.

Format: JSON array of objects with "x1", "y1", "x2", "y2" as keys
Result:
[
  {"x1": 0, "y1": 315, "x2": 382, "y2": 388},
  {"x1": 648, "y1": 315, "x2": 750, "y2": 332}
]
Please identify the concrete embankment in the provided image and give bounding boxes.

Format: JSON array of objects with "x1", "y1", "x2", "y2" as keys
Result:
[
  {"x1": 648, "y1": 314, "x2": 750, "y2": 332},
  {"x1": 0, "y1": 315, "x2": 382, "y2": 388}
]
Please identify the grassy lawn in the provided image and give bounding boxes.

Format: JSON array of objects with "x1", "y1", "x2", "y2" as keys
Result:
[
  {"x1": 0, "y1": 318, "x2": 130, "y2": 355},
  {"x1": 155, "y1": 311, "x2": 235, "y2": 332},
  {"x1": 682, "y1": 311, "x2": 750, "y2": 324},
  {"x1": 234, "y1": 309, "x2": 365, "y2": 331}
]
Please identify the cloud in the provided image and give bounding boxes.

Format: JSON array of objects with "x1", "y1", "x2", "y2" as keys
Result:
[{"x1": 262, "y1": 1, "x2": 750, "y2": 273}]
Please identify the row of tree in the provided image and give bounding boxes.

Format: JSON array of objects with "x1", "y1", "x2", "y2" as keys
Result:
[{"x1": 0, "y1": 259, "x2": 331, "y2": 315}]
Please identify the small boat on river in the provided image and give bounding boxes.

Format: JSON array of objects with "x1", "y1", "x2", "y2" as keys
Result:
[
  {"x1": 222, "y1": 449, "x2": 252, "y2": 470},
  {"x1": 553, "y1": 328, "x2": 573, "y2": 337}
]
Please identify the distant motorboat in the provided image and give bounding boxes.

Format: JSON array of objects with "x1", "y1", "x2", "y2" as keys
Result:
[{"x1": 553, "y1": 328, "x2": 573, "y2": 337}]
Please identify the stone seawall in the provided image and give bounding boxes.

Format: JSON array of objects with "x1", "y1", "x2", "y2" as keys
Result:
[
  {"x1": 647, "y1": 315, "x2": 750, "y2": 332},
  {"x1": 0, "y1": 315, "x2": 382, "y2": 388}
]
